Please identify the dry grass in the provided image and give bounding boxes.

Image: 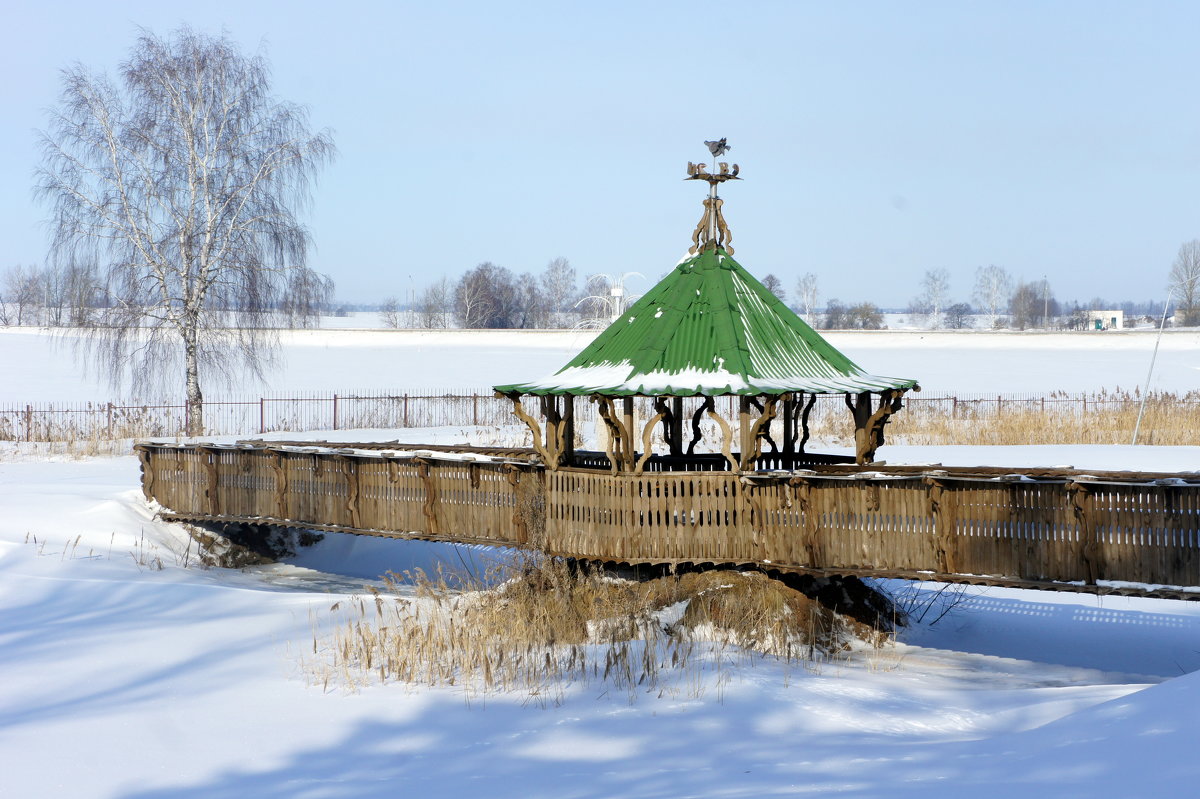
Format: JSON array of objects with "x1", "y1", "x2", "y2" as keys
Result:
[
  {"x1": 792, "y1": 389, "x2": 1200, "y2": 448},
  {"x1": 307, "y1": 560, "x2": 889, "y2": 701},
  {"x1": 5, "y1": 390, "x2": 1198, "y2": 449}
]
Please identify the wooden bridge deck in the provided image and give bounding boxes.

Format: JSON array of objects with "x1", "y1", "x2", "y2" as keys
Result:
[{"x1": 135, "y1": 441, "x2": 1200, "y2": 601}]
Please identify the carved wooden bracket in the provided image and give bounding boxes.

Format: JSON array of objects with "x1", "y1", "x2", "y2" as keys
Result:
[
  {"x1": 635, "y1": 398, "x2": 671, "y2": 475},
  {"x1": 847, "y1": 389, "x2": 907, "y2": 464},
  {"x1": 503, "y1": 392, "x2": 550, "y2": 464},
  {"x1": 740, "y1": 395, "x2": 780, "y2": 470},
  {"x1": 687, "y1": 399, "x2": 707, "y2": 456},
  {"x1": 593, "y1": 395, "x2": 630, "y2": 473},
  {"x1": 798, "y1": 393, "x2": 817, "y2": 455},
  {"x1": 704, "y1": 397, "x2": 738, "y2": 472}
]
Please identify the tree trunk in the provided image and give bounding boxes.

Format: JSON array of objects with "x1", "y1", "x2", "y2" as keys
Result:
[{"x1": 184, "y1": 335, "x2": 204, "y2": 436}]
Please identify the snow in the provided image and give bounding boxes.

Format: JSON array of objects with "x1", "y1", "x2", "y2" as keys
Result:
[
  {"x1": 4, "y1": 327, "x2": 1200, "y2": 403},
  {"x1": 4, "y1": 441, "x2": 1200, "y2": 796},
  {"x1": 4, "y1": 328, "x2": 1200, "y2": 796}
]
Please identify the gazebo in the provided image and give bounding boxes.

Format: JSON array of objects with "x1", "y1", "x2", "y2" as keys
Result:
[{"x1": 495, "y1": 145, "x2": 918, "y2": 472}]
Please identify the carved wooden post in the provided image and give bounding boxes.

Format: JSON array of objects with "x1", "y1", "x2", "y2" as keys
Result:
[
  {"x1": 414, "y1": 457, "x2": 440, "y2": 535},
  {"x1": 200, "y1": 446, "x2": 220, "y2": 517},
  {"x1": 622, "y1": 396, "x2": 636, "y2": 471},
  {"x1": 738, "y1": 396, "x2": 752, "y2": 464},
  {"x1": 270, "y1": 450, "x2": 288, "y2": 520},
  {"x1": 135, "y1": 445, "x2": 155, "y2": 502},
  {"x1": 340, "y1": 457, "x2": 360, "y2": 529},
  {"x1": 539, "y1": 395, "x2": 564, "y2": 469},
  {"x1": 1068, "y1": 481, "x2": 1100, "y2": 585},
  {"x1": 845, "y1": 392, "x2": 872, "y2": 465},
  {"x1": 790, "y1": 476, "x2": 821, "y2": 567},
  {"x1": 846, "y1": 390, "x2": 906, "y2": 464},
  {"x1": 562, "y1": 395, "x2": 575, "y2": 467},
  {"x1": 925, "y1": 476, "x2": 957, "y2": 575},
  {"x1": 670, "y1": 397, "x2": 684, "y2": 456},
  {"x1": 594, "y1": 395, "x2": 629, "y2": 473},
  {"x1": 781, "y1": 395, "x2": 796, "y2": 456}
]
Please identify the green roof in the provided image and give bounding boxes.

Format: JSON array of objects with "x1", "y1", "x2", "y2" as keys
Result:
[{"x1": 495, "y1": 247, "x2": 918, "y2": 397}]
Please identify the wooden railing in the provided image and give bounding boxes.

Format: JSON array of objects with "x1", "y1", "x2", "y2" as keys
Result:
[{"x1": 136, "y1": 442, "x2": 1200, "y2": 598}]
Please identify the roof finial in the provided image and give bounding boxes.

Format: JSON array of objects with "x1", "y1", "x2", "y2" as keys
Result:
[{"x1": 686, "y1": 138, "x2": 740, "y2": 255}]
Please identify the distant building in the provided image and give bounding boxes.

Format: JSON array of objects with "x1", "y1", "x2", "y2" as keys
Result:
[{"x1": 1085, "y1": 309, "x2": 1123, "y2": 330}]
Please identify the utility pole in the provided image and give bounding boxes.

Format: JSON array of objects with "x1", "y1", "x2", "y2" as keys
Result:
[{"x1": 1043, "y1": 275, "x2": 1049, "y2": 328}]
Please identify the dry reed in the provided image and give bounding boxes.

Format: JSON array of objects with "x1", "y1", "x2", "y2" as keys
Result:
[
  {"x1": 795, "y1": 389, "x2": 1200, "y2": 448},
  {"x1": 308, "y1": 560, "x2": 887, "y2": 700},
  {"x1": 5, "y1": 389, "x2": 1197, "y2": 447}
]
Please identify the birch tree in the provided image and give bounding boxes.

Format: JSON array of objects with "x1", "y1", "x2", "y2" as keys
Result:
[
  {"x1": 972, "y1": 264, "x2": 1012, "y2": 328},
  {"x1": 36, "y1": 27, "x2": 335, "y2": 433},
  {"x1": 540, "y1": 256, "x2": 576, "y2": 325},
  {"x1": 915, "y1": 268, "x2": 950, "y2": 328},
  {"x1": 795, "y1": 272, "x2": 819, "y2": 325},
  {"x1": 1169, "y1": 240, "x2": 1200, "y2": 326}
]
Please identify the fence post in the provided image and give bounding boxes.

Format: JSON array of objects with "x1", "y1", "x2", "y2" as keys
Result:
[
  {"x1": 24, "y1": 404, "x2": 32, "y2": 442},
  {"x1": 260, "y1": 398, "x2": 266, "y2": 434},
  {"x1": 996, "y1": 395, "x2": 1002, "y2": 416},
  {"x1": 333, "y1": 393, "x2": 339, "y2": 431},
  {"x1": 473, "y1": 393, "x2": 479, "y2": 426},
  {"x1": 107, "y1": 402, "x2": 114, "y2": 439},
  {"x1": 404, "y1": 393, "x2": 409, "y2": 427}
]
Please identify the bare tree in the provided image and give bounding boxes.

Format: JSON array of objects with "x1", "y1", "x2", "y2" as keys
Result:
[
  {"x1": 972, "y1": 264, "x2": 1012, "y2": 328},
  {"x1": 574, "y1": 272, "x2": 642, "y2": 327},
  {"x1": 795, "y1": 273, "x2": 819, "y2": 325},
  {"x1": 380, "y1": 296, "x2": 402, "y2": 329},
  {"x1": 40, "y1": 262, "x2": 104, "y2": 327},
  {"x1": 847, "y1": 302, "x2": 884, "y2": 329},
  {"x1": 282, "y1": 267, "x2": 334, "y2": 329},
  {"x1": 515, "y1": 272, "x2": 550, "y2": 329},
  {"x1": 540, "y1": 256, "x2": 576, "y2": 326},
  {"x1": 36, "y1": 27, "x2": 334, "y2": 433},
  {"x1": 0, "y1": 265, "x2": 43, "y2": 326},
  {"x1": 1010, "y1": 280, "x2": 1058, "y2": 329},
  {"x1": 454, "y1": 262, "x2": 520, "y2": 328},
  {"x1": 944, "y1": 302, "x2": 972, "y2": 329},
  {"x1": 418, "y1": 278, "x2": 452, "y2": 329},
  {"x1": 761, "y1": 273, "x2": 787, "y2": 303},
  {"x1": 913, "y1": 268, "x2": 950, "y2": 328},
  {"x1": 1169, "y1": 240, "x2": 1200, "y2": 326},
  {"x1": 821, "y1": 298, "x2": 848, "y2": 330}
]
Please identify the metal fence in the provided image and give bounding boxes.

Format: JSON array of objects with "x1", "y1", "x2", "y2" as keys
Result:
[{"x1": 2, "y1": 390, "x2": 1197, "y2": 442}]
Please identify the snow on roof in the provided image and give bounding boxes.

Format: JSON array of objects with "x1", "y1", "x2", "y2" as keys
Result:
[{"x1": 496, "y1": 246, "x2": 918, "y2": 397}]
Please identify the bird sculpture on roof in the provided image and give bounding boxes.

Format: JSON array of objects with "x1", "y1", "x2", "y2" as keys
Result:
[{"x1": 705, "y1": 138, "x2": 730, "y2": 158}]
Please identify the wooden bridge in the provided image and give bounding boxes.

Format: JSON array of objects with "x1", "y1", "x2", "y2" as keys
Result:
[{"x1": 136, "y1": 440, "x2": 1200, "y2": 600}]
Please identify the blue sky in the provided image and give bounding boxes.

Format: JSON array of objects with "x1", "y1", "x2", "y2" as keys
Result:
[{"x1": 3, "y1": 0, "x2": 1198, "y2": 307}]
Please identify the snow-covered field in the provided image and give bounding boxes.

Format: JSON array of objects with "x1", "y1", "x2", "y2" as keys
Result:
[
  {"x1": 3, "y1": 324, "x2": 1199, "y2": 402},
  {"x1": 3, "y1": 326, "x2": 1200, "y2": 797}
]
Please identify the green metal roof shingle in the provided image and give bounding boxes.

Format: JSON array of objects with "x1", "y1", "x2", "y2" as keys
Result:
[{"x1": 495, "y1": 247, "x2": 918, "y2": 397}]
